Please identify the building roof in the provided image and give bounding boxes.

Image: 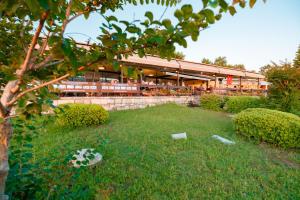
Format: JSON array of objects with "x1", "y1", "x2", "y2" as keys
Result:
[
  {"x1": 37, "y1": 39, "x2": 264, "y2": 79},
  {"x1": 121, "y1": 55, "x2": 265, "y2": 79}
]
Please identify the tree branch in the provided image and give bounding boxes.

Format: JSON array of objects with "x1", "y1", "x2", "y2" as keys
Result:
[
  {"x1": 39, "y1": 28, "x2": 52, "y2": 56},
  {"x1": 67, "y1": 8, "x2": 101, "y2": 24},
  {"x1": 31, "y1": 55, "x2": 54, "y2": 70},
  {"x1": 32, "y1": 58, "x2": 64, "y2": 71},
  {"x1": 68, "y1": 11, "x2": 84, "y2": 24},
  {"x1": 61, "y1": 0, "x2": 73, "y2": 35},
  {"x1": 6, "y1": 74, "x2": 70, "y2": 107},
  {"x1": 16, "y1": 11, "x2": 49, "y2": 78}
]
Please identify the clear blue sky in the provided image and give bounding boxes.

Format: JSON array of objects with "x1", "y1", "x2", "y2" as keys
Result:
[{"x1": 66, "y1": 0, "x2": 300, "y2": 72}]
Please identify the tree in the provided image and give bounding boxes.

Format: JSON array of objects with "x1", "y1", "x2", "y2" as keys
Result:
[
  {"x1": 265, "y1": 61, "x2": 300, "y2": 113},
  {"x1": 230, "y1": 64, "x2": 245, "y2": 70},
  {"x1": 214, "y1": 56, "x2": 227, "y2": 67},
  {"x1": 202, "y1": 56, "x2": 246, "y2": 69},
  {"x1": 0, "y1": 0, "x2": 261, "y2": 196},
  {"x1": 145, "y1": 48, "x2": 185, "y2": 59},
  {"x1": 293, "y1": 44, "x2": 300, "y2": 68},
  {"x1": 201, "y1": 58, "x2": 212, "y2": 64},
  {"x1": 259, "y1": 63, "x2": 274, "y2": 74},
  {"x1": 174, "y1": 51, "x2": 185, "y2": 60}
]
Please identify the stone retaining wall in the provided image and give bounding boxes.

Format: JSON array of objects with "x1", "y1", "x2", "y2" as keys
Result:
[{"x1": 54, "y1": 96, "x2": 199, "y2": 111}]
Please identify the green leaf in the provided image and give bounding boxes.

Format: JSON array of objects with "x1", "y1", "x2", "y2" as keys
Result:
[
  {"x1": 137, "y1": 48, "x2": 145, "y2": 58},
  {"x1": 228, "y1": 6, "x2": 237, "y2": 16},
  {"x1": 62, "y1": 38, "x2": 78, "y2": 68},
  {"x1": 38, "y1": 0, "x2": 49, "y2": 10},
  {"x1": 107, "y1": 16, "x2": 118, "y2": 22},
  {"x1": 181, "y1": 38, "x2": 187, "y2": 48},
  {"x1": 148, "y1": 36, "x2": 164, "y2": 45},
  {"x1": 25, "y1": 0, "x2": 41, "y2": 17},
  {"x1": 120, "y1": 20, "x2": 130, "y2": 27},
  {"x1": 105, "y1": 50, "x2": 114, "y2": 61},
  {"x1": 145, "y1": 11, "x2": 154, "y2": 22},
  {"x1": 201, "y1": 9, "x2": 215, "y2": 24},
  {"x1": 84, "y1": 11, "x2": 90, "y2": 19},
  {"x1": 174, "y1": 9, "x2": 183, "y2": 21},
  {"x1": 191, "y1": 33, "x2": 198, "y2": 41},
  {"x1": 127, "y1": 26, "x2": 141, "y2": 34},
  {"x1": 209, "y1": 0, "x2": 218, "y2": 8},
  {"x1": 202, "y1": 0, "x2": 209, "y2": 8},
  {"x1": 127, "y1": 67, "x2": 134, "y2": 77},
  {"x1": 61, "y1": 39, "x2": 71, "y2": 55},
  {"x1": 215, "y1": 14, "x2": 222, "y2": 21},
  {"x1": 239, "y1": 1, "x2": 246, "y2": 8},
  {"x1": 112, "y1": 24, "x2": 122, "y2": 33},
  {"x1": 250, "y1": 0, "x2": 257, "y2": 8},
  {"x1": 162, "y1": 19, "x2": 172, "y2": 29},
  {"x1": 181, "y1": 4, "x2": 193, "y2": 16},
  {"x1": 112, "y1": 61, "x2": 120, "y2": 71},
  {"x1": 218, "y1": 0, "x2": 228, "y2": 10}
]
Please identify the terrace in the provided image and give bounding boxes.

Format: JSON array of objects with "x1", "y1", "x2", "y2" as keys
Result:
[{"x1": 54, "y1": 55, "x2": 267, "y2": 97}]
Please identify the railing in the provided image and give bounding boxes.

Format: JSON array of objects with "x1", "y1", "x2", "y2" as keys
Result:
[
  {"x1": 53, "y1": 81, "x2": 192, "y2": 96},
  {"x1": 53, "y1": 81, "x2": 140, "y2": 95},
  {"x1": 53, "y1": 81, "x2": 266, "y2": 97}
]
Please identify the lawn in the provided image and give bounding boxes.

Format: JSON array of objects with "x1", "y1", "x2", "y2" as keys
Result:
[{"x1": 31, "y1": 104, "x2": 299, "y2": 199}]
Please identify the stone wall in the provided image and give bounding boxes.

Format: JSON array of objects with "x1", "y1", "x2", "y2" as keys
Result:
[{"x1": 54, "y1": 96, "x2": 199, "y2": 111}]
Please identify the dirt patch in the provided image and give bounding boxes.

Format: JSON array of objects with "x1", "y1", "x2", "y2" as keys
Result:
[{"x1": 259, "y1": 143, "x2": 300, "y2": 169}]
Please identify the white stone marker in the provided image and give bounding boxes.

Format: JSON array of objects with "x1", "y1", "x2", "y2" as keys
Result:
[
  {"x1": 71, "y1": 148, "x2": 102, "y2": 168},
  {"x1": 212, "y1": 135, "x2": 235, "y2": 145},
  {"x1": 171, "y1": 132, "x2": 187, "y2": 140}
]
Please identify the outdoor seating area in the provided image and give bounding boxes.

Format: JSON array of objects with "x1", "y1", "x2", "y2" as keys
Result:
[
  {"x1": 53, "y1": 55, "x2": 267, "y2": 97},
  {"x1": 54, "y1": 81, "x2": 266, "y2": 97}
]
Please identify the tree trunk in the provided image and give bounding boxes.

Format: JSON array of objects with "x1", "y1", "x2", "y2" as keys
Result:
[
  {"x1": 0, "y1": 119, "x2": 12, "y2": 200},
  {"x1": 0, "y1": 80, "x2": 19, "y2": 200}
]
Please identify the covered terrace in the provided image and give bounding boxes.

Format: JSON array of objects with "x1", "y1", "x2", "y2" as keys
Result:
[{"x1": 54, "y1": 55, "x2": 266, "y2": 96}]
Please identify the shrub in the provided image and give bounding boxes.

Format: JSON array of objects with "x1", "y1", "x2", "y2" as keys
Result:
[
  {"x1": 234, "y1": 108, "x2": 300, "y2": 148},
  {"x1": 55, "y1": 104, "x2": 109, "y2": 127},
  {"x1": 224, "y1": 96, "x2": 263, "y2": 113},
  {"x1": 7, "y1": 117, "x2": 42, "y2": 199},
  {"x1": 200, "y1": 94, "x2": 225, "y2": 111}
]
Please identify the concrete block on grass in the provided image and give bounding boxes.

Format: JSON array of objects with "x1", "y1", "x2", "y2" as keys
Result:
[
  {"x1": 212, "y1": 135, "x2": 235, "y2": 145},
  {"x1": 171, "y1": 132, "x2": 187, "y2": 140}
]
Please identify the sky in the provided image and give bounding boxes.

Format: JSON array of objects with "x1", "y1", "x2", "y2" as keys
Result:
[{"x1": 66, "y1": 0, "x2": 300, "y2": 72}]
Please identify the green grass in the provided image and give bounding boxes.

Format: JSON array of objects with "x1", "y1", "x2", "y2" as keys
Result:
[{"x1": 32, "y1": 104, "x2": 300, "y2": 199}]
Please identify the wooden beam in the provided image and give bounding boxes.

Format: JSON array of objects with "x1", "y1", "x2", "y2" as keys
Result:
[
  {"x1": 177, "y1": 71, "x2": 179, "y2": 86},
  {"x1": 239, "y1": 76, "x2": 242, "y2": 92},
  {"x1": 214, "y1": 74, "x2": 217, "y2": 88},
  {"x1": 120, "y1": 67, "x2": 123, "y2": 83}
]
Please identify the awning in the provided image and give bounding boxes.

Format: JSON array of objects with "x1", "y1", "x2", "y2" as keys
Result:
[
  {"x1": 121, "y1": 55, "x2": 265, "y2": 79},
  {"x1": 165, "y1": 72, "x2": 211, "y2": 81}
]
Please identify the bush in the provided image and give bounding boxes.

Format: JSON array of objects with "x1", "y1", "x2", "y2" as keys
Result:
[
  {"x1": 200, "y1": 94, "x2": 226, "y2": 111},
  {"x1": 224, "y1": 96, "x2": 263, "y2": 113},
  {"x1": 55, "y1": 104, "x2": 109, "y2": 127},
  {"x1": 234, "y1": 108, "x2": 300, "y2": 148}
]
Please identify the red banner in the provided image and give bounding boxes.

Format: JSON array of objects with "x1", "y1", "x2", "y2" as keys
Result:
[{"x1": 227, "y1": 75, "x2": 233, "y2": 85}]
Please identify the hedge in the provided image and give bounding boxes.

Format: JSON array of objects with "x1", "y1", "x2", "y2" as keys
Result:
[
  {"x1": 200, "y1": 94, "x2": 226, "y2": 111},
  {"x1": 55, "y1": 104, "x2": 109, "y2": 128},
  {"x1": 234, "y1": 108, "x2": 300, "y2": 148},
  {"x1": 224, "y1": 96, "x2": 263, "y2": 113}
]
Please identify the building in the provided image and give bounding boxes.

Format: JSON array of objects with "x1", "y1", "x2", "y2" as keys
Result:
[{"x1": 54, "y1": 54, "x2": 266, "y2": 96}]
